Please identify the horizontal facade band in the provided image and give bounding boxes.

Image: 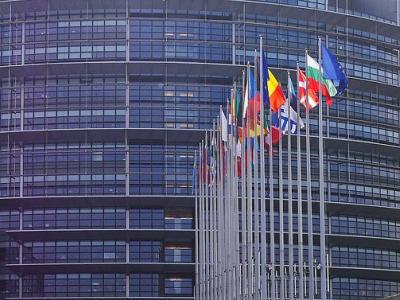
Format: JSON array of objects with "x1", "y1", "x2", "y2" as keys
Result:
[
  {"x1": 327, "y1": 234, "x2": 400, "y2": 250},
  {"x1": 6, "y1": 262, "x2": 195, "y2": 274},
  {"x1": 0, "y1": 195, "x2": 195, "y2": 209},
  {"x1": 0, "y1": 61, "x2": 398, "y2": 95},
  {"x1": 3, "y1": 194, "x2": 399, "y2": 219},
  {"x1": 6, "y1": 297, "x2": 194, "y2": 300},
  {"x1": 2, "y1": 196, "x2": 399, "y2": 223},
  {"x1": 7, "y1": 228, "x2": 195, "y2": 241},
  {"x1": 331, "y1": 266, "x2": 400, "y2": 282},
  {"x1": 326, "y1": 201, "x2": 400, "y2": 222},
  {"x1": 0, "y1": 0, "x2": 398, "y2": 37},
  {"x1": 0, "y1": 128, "x2": 204, "y2": 145},
  {"x1": 2, "y1": 128, "x2": 399, "y2": 159}
]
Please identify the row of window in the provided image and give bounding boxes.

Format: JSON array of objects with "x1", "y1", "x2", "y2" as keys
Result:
[
  {"x1": 0, "y1": 207, "x2": 192, "y2": 230},
  {"x1": 2, "y1": 17, "x2": 399, "y2": 84},
  {"x1": 1, "y1": 139, "x2": 398, "y2": 196},
  {"x1": 10, "y1": 205, "x2": 400, "y2": 242},
  {"x1": 22, "y1": 273, "x2": 192, "y2": 297},
  {"x1": 21, "y1": 240, "x2": 192, "y2": 263},
  {"x1": 330, "y1": 98, "x2": 399, "y2": 127},
  {"x1": 4, "y1": 45, "x2": 397, "y2": 87},
  {"x1": 2, "y1": 172, "x2": 399, "y2": 203},
  {"x1": 2, "y1": 112, "x2": 399, "y2": 149},
  {"x1": 25, "y1": 20, "x2": 126, "y2": 42},
  {"x1": 331, "y1": 246, "x2": 400, "y2": 270},
  {"x1": 329, "y1": 182, "x2": 400, "y2": 208},
  {"x1": 330, "y1": 215, "x2": 400, "y2": 239},
  {"x1": 332, "y1": 278, "x2": 400, "y2": 300},
  {"x1": 2, "y1": 11, "x2": 397, "y2": 62},
  {"x1": 1, "y1": 78, "x2": 397, "y2": 111},
  {"x1": 329, "y1": 160, "x2": 400, "y2": 187}
]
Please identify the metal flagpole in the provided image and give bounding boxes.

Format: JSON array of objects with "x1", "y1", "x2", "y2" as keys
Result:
[
  {"x1": 216, "y1": 121, "x2": 224, "y2": 299},
  {"x1": 200, "y1": 140, "x2": 205, "y2": 299},
  {"x1": 318, "y1": 36, "x2": 327, "y2": 300},
  {"x1": 218, "y1": 114, "x2": 225, "y2": 300},
  {"x1": 233, "y1": 83, "x2": 241, "y2": 300},
  {"x1": 205, "y1": 129, "x2": 210, "y2": 300},
  {"x1": 296, "y1": 62, "x2": 305, "y2": 300},
  {"x1": 217, "y1": 116, "x2": 223, "y2": 299},
  {"x1": 215, "y1": 120, "x2": 220, "y2": 300},
  {"x1": 195, "y1": 148, "x2": 199, "y2": 300},
  {"x1": 231, "y1": 100, "x2": 239, "y2": 300},
  {"x1": 209, "y1": 124, "x2": 213, "y2": 300},
  {"x1": 305, "y1": 49, "x2": 314, "y2": 300},
  {"x1": 214, "y1": 121, "x2": 219, "y2": 300},
  {"x1": 225, "y1": 101, "x2": 233, "y2": 300},
  {"x1": 229, "y1": 94, "x2": 238, "y2": 300},
  {"x1": 245, "y1": 63, "x2": 253, "y2": 298},
  {"x1": 287, "y1": 70, "x2": 294, "y2": 300},
  {"x1": 210, "y1": 120, "x2": 216, "y2": 300},
  {"x1": 278, "y1": 84, "x2": 284, "y2": 299},
  {"x1": 240, "y1": 68, "x2": 248, "y2": 299},
  {"x1": 259, "y1": 36, "x2": 268, "y2": 300},
  {"x1": 253, "y1": 49, "x2": 260, "y2": 300},
  {"x1": 268, "y1": 62, "x2": 276, "y2": 300}
]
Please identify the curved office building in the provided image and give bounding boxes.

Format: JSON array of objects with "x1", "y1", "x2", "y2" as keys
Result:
[{"x1": 0, "y1": 0, "x2": 399, "y2": 299}]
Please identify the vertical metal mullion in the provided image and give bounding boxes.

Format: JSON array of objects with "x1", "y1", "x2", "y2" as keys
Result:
[
  {"x1": 125, "y1": 71, "x2": 130, "y2": 197},
  {"x1": 20, "y1": 144, "x2": 23, "y2": 197},
  {"x1": 243, "y1": 2, "x2": 246, "y2": 64},
  {"x1": 21, "y1": 20, "x2": 25, "y2": 65},
  {"x1": 126, "y1": 0, "x2": 130, "y2": 63},
  {"x1": 232, "y1": 23, "x2": 236, "y2": 65}
]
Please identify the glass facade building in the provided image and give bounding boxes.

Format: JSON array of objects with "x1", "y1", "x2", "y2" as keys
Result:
[{"x1": 0, "y1": 0, "x2": 399, "y2": 299}]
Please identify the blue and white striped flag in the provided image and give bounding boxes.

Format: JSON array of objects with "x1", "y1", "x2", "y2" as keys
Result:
[{"x1": 273, "y1": 100, "x2": 305, "y2": 134}]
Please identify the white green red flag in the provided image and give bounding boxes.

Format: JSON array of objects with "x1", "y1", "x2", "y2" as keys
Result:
[{"x1": 306, "y1": 54, "x2": 337, "y2": 106}]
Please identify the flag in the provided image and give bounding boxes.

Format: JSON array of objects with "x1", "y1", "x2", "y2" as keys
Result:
[
  {"x1": 220, "y1": 107, "x2": 228, "y2": 142},
  {"x1": 298, "y1": 69, "x2": 319, "y2": 109},
  {"x1": 322, "y1": 46, "x2": 348, "y2": 95},
  {"x1": 306, "y1": 54, "x2": 337, "y2": 106},
  {"x1": 231, "y1": 89, "x2": 236, "y2": 122},
  {"x1": 235, "y1": 87, "x2": 242, "y2": 122},
  {"x1": 288, "y1": 76, "x2": 297, "y2": 109},
  {"x1": 265, "y1": 124, "x2": 281, "y2": 145},
  {"x1": 249, "y1": 92, "x2": 261, "y2": 122},
  {"x1": 267, "y1": 69, "x2": 286, "y2": 113},
  {"x1": 236, "y1": 142, "x2": 242, "y2": 177},
  {"x1": 237, "y1": 157, "x2": 242, "y2": 178},
  {"x1": 274, "y1": 101, "x2": 305, "y2": 134},
  {"x1": 262, "y1": 53, "x2": 270, "y2": 105},
  {"x1": 243, "y1": 68, "x2": 255, "y2": 118}
]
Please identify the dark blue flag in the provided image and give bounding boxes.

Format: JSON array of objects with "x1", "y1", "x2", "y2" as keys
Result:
[
  {"x1": 322, "y1": 46, "x2": 348, "y2": 95},
  {"x1": 262, "y1": 53, "x2": 270, "y2": 107}
]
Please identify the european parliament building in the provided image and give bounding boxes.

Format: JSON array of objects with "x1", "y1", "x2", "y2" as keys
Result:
[{"x1": 0, "y1": 0, "x2": 399, "y2": 299}]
